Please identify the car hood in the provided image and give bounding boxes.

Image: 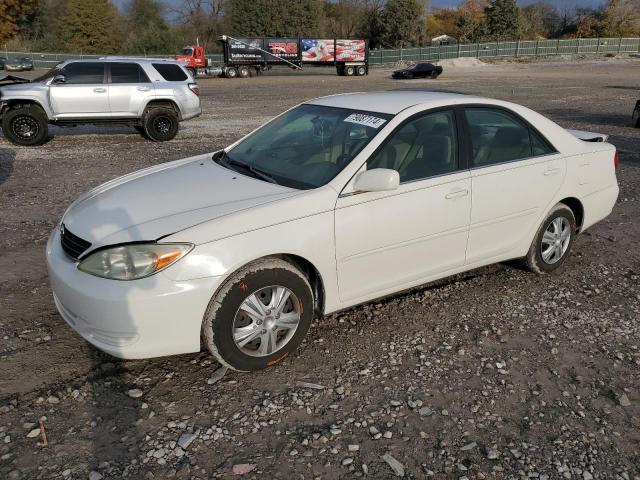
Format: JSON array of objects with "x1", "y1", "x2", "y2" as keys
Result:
[{"x1": 62, "y1": 153, "x2": 300, "y2": 249}]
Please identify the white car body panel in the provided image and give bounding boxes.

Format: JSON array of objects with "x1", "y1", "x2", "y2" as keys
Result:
[{"x1": 46, "y1": 91, "x2": 619, "y2": 359}]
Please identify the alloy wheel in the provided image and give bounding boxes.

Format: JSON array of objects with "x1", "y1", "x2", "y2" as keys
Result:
[{"x1": 12, "y1": 115, "x2": 39, "y2": 139}]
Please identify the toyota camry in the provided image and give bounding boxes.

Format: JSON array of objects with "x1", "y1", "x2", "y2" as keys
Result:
[{"x1": 47, "y1": 91, "x2": 619, "y2": 371}]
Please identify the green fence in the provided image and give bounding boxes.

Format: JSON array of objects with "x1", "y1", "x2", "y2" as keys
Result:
[
  {"x1": 368, "y1": 37, "x2": 640, "y2": 65},
  {"x1": 2, "y1": 37, "x2": 639, "y2": 70}
]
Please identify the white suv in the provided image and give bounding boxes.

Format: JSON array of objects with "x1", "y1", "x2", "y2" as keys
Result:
[{"x1": 0, "y1": 59, "x2": 201, "y2": 146}]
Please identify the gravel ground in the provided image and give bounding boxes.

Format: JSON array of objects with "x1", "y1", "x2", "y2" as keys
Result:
[{"x1": 1, "y1": 58, "x2": 639, "y2": 480}]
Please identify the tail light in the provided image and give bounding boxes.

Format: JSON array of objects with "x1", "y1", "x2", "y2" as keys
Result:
[
  {"x1": 614, "y1": 150, "x2": 619, "y2": 170},
  {"x1": 188, "y1": 83, "x2": 200, "y2": 96}
]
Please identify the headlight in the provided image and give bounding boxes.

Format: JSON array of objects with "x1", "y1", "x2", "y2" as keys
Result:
[{"x1": 78, "y1": 243, "x2": 193, "y2": 280}]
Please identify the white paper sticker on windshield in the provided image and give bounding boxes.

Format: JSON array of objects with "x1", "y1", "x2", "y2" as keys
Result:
[{"x1": 344, "y1": 113, "x2": 387, "y2": 129}]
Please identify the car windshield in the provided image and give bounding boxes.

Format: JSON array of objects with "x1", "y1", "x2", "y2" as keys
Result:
[
  {"x1": 221, "y1": 104, "x2": 393, "y2": 190},
  {"x1": 182, "y1": 48, "x2": 193, "y2": 56},
  {"x1": 32, "y1": 67, "x2": 59, "y2": 82}
]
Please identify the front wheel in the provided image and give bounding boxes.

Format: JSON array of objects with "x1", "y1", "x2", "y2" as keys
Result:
[
  {"x1": 202, "y1": 258, "x2": 314, "y2": 371},
  {"x1": 1, "y1": 105, "x2": 49, "y2": 146},
  {"x1": 142, "y1": 107, "x2": 179, "y2": 142},
  {"x1": 524, "y1": 203, "x2": 576, "y2": 273}
]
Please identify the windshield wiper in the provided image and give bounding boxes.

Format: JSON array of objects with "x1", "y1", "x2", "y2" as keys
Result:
[{"x1": 213, "y1": 150, "x2": 278, "y2": 185}]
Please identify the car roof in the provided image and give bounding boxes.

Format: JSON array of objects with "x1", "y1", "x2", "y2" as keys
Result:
[
  {"x1": 306, "y1": 90, "x2": 484, "y2": 115},
  {"x1": 60, "y1": 58, "x2": 183, "y2": 66}
]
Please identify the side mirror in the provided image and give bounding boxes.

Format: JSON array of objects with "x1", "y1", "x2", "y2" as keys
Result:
[
  {"x1": 353, "y1": 168, "x2": 399, "y2": 193},
  {"x1": 52, "y1": 74, "x2": 66, "y2": 84}
]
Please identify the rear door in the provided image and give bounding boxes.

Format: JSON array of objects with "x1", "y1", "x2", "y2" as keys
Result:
[
  {"x1": 464, "y1": 106, "x2": 564, "y2": 264},
  {"x1": 107, "y1": 62, "x2": 154, "y2": 117},
  {"x1": 49, "y1": 62, "x2": 109, "y2": 117}
]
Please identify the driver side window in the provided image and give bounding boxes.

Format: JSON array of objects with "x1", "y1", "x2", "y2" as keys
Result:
[
  {"x1": 367, "y1": 110, "x2": 458, "y2": 183},
  {"x1": 61, "y1": 62, "x2": 105, "y2": 84}
]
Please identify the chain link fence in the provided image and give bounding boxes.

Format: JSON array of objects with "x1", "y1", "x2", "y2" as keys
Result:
[
  {"x1": 2, "y1": 37, "x2": 639, "y2": 70},
  {"x1": 368, "y1": 37, "x2": 640, "y2": 65}
]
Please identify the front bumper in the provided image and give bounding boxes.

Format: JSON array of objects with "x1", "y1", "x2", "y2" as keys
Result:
[{"x1": 46, "y1": 228, "x2": 222, "y2": 359}]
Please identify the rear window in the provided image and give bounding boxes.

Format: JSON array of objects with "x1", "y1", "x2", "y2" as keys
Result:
[
  {"x1": 110, "y1": 62, "x2": 150, "y2": 83},
  {"x1": 152, "y1": 63, "x2": 188, "y2": 81}
]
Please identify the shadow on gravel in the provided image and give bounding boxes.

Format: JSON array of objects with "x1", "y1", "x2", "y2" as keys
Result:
[
  {"x1": 0, "y1": 147, "x2": 15, "y2": 186},
  {"x1": 606, "y1": 85, "x2": 640, "y2": 91}
]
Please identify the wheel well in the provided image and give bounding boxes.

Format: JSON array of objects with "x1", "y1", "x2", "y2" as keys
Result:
[
  {"x1": 144, "y1": 100, "x2": 181, "y2": 119},
  {"x1": 278, "y1": 254, "x2": 325, "y2": 318},
  {"x1": 559, "y1": 197, "x2": 584, "y2": 231},
  {"x1": 1, "y1": 99, "x2": 47, "y2": 117}
]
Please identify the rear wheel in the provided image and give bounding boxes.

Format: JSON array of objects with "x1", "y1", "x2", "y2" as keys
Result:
[
  {"x1": 345, "y1": 66, "x2": 356, "y2": 76},
  {"x1": 633, "y1": 104, "x2": 640, "y2": 128},
  {"x1": 202, "y1": 258, "x2": 314, "y2": 371},
  {"x1": 1, "y1": 104, "x2": 49, "y2": 146},
  {"x1": 225, "y1": 67, "x2": 238, "y2": 78},
  {"x1": 356, "y1": 65, "x2": 366, "y2": 76},
  {"x1": 142, "y1": 107, "x2": 179, "y2": 142},
  {"x1": 429, "y1": 70, "x2": 440, "y2": 79},
  {"x1": 524, "y1": 203, "x2": 576, "y2": 273},
  {"x1": 238, "y1": 66, "x2": 250, "y2": 78}
]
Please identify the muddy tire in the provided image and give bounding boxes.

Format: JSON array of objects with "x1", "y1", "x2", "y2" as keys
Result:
[
  {"x1": 524, "y1": 203, "x2": 576, "y2": 274},
  {"x1": 202, "y1": 258, "x2": 314, "y2": 371},
  {"x1": 142, "y1": 107, "x2": 179, "y2": 142},
  {"x1": 1, "y1": 104, "x2": 49, "y2": 146}
]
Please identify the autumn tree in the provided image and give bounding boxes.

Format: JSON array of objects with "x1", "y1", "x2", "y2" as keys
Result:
[
  {"x1": 380, "y1": 0, "x2": 426, "y2": 48},
  {"x1": 600, "y1": 0, "x2": 640, "y2": 36},
  {"x1": 0, "y1": 0, "x2": 40, "y2": 45}
]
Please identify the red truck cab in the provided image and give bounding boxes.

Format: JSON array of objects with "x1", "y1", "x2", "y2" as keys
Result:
[{"x1": 176, "y1": 45, "x2": 207, "y2": 75}]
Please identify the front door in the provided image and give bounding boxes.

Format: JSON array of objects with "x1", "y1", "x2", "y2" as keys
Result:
[
  {"x1": 49, "y1": 62, "x2": 109, "y2": 117},
  {"x1": 335, "y1": 109, "x2": 471, "y2": 303}
]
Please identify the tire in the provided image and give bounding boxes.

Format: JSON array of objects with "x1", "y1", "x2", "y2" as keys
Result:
[
  {"x1": 356, "y1": 66, "x2": 366, "y2": 76},
  {"x1": 1, "y1": 104, "x2": 49, "y2": 146},
  {"x1": 524, "y1": 203, "x2": 576, "y2": 274},
  {"x1": 633, "y1": 106, "x2": 640, "y2": 128},
  {"x1": 202, "y1": 258, "x2": 314, "y2": 371},
  {"x1": 238, "y1": 66, "x2": 250, "y2": 78},
  {"x1": 225, "y1": 67, "x2": 238, "y2": 78},
  {"x1": 429, "y1": 70, "x2": 440, "y2": 79},
  {"x1": 142, "y1": 107, "x2": 179, "y2": 142},
  {"x1": 345, "y1": 66, "x2": 356, "y2": 76}
]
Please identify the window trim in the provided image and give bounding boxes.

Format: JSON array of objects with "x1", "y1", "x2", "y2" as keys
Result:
[
  {"x1": 60, "y1": 61, "x2": 106, "y2": 85},
  {"x1": 106, "y1": 62, "x2": 151, "y2": 84},
  {"x1": 460, "y1": 104, "x2": 558, "y2": 170},
  {"x1": 362, "y1": 105, "x2": 468, "y2": 185}
]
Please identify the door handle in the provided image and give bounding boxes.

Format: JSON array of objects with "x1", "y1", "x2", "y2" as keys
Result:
[
  {"x1": 137, "y1": 86, "x2": 151, "y2": 91},
  {"x1": 445, "y1": 188, "x2": 469, "y2": 199},
  {"x1": 544, "y1": 167, "x2": 561, "y2": 176},
  {"x1": 93, "y1": 87, "x2": 107, "y2": 93}
]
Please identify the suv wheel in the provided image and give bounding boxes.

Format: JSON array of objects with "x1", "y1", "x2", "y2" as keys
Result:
[
  {"x1": 1, "y1": 105, "x2": 49, "y2": 146},
  {"x1": 524, "y1": 203, "x2": 576, "y2": 274},
  {"x1": 202, "y1": 258, "x2": 314, "y2": 371},
  {"x1": 142, "y1": 107, "x2": 179, "y2": 142}
]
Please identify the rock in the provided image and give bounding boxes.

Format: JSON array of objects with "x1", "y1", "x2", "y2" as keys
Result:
[
  {"x1": 486, "y1": 447, "x2": 500, "y2": 460},
  {"x1": 619, "y1": 394, "x2": 631, "y2": 407},
  {"x1": 47, "y1": 396, "x2": 60, "y2": 404},
  {"x1": 26, "y1": 428, "x2": 40, "y2": 438},
  {"x1": 461, "y1": 442, "x2": 477, "y2": 451},
  {"x1": 127, "y1": 389, "x2": 143, "y2": 399},
  {"x1": 342, "y1": 457, "x2": 354, "y2": 466},
  {"x1": 383, "y1": 431, "x2": 393, "y2": 439},
  {"x1": 177, "y1": 432, "x2": 197, "y2": 449},
  {"x1": 362, "y1": 464, "x2": 369, "y2": 475},
  {"x1": 348, "y1": 444, "x2": 360, "y2": 452},
  {"x1": 89, "y1": 471, "x2": 103, "y2": 480},
  {"x1": 232, "y1": 464, "x2": 256, "y2": 475},
  {"x1": 207, "y1": 367, "x2": 228, "y2": 385},
  {"x1": 583, "y1": 472, "x2": 593, "y2": 480},
  {"x1": 382, "y1": 453, "x2": 405, "y2": 477},
  {"x1": 8, "y1": 470, "x2": 21, "y2": 480},
  {"x1": 289, "y1": 449, "x2": 298, "y2": 456},
  {"x1": 61, "y1": 469, "x2": 71, "y2": 477},
  {"x1": 418, "y1": 406, "x2": 433, "y2": 417}
]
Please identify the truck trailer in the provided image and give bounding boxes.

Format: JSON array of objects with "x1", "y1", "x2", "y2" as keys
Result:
[{"x1": 219, "y1": 36, "x2": 369, "y2": 78}]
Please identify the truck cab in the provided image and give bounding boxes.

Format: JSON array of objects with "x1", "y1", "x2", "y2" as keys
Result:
[{"x1": 176, "y1": 46, "x2": 208, "y2": 76}]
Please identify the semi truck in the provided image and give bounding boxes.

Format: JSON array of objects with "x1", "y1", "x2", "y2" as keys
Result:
[{"x1": 219, "y1": 36, "x2": 369, "y2": 78}]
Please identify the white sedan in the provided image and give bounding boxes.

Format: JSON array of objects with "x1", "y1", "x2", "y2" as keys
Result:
[{"x1": 47, "y1": 91, "x2": 619, "y2": 371}]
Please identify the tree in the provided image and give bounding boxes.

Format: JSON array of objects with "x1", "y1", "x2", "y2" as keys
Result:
[
  {"x1": 0, "y1": 0, "x2": 40, "y2": 45},
  {"x1": 52, "y1": 0, "x2": 121, "y2": 53},
  {"x1": 520, "y1": 2, "x2": 561, "y2": 39},
  {"x1": 380, "y1": 0, "x2": 426, "y2": 48},
  {"x1": 484, "y1": 0, "x2": 521, "y2": 40},
  {"x1": 454, "y1": 0, "x2": 487, "y2": 43},
  {"x1": 122, "y1": 0, "x2": 180, "y2": 54},
  {"x1": 601, "y1": 0, "x2": 640, "y2": 36},
  {"x1": 228, "y1": 0, "x2": 323, "y2": 37}
]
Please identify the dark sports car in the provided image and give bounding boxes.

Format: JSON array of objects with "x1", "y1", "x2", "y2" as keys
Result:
[
  {"x1": 633, "y1": 100, "x2": 640, "y2": 128},
  {"x1": 392, "y1": 62, "x2": 443, "y2": 79}
]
